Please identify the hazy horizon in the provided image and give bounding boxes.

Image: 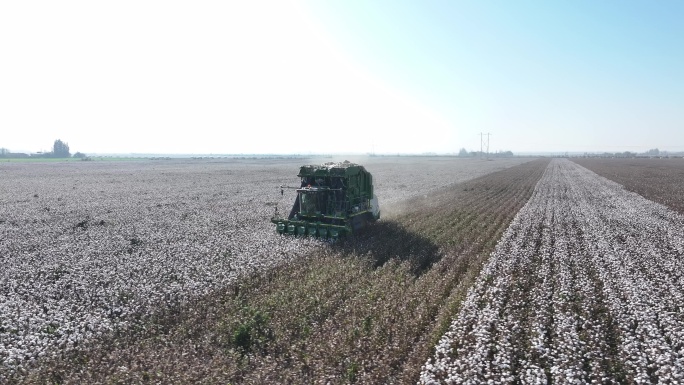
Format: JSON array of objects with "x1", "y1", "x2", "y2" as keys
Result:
[{"x1": 2, "y1": 1, "x2": 683, "y2": 155}]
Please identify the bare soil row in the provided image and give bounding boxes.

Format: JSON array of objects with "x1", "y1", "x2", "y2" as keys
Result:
[{"x1": 22, "y1": 159, "x2": 549, "y2": 384}]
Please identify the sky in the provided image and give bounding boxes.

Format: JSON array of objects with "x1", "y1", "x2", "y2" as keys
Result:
[{"x1": 1, "y1": 1, "x2": 683, "y2": 155}]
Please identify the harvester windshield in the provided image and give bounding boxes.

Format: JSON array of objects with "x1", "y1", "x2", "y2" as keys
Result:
[{"x1": 299, "y1": 191, "x2": 320, "y2": 216}]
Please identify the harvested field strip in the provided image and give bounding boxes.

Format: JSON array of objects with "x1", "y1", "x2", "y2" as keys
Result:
[
  {"x1": 421, "y1": 159, "x2": 684, "y2": 384},
  {"x1": 23, "y1": 159, "x2": 549, "y2": 384},
  {"x1": 573, "y1": 157, "x2": 684, "y2": 215}
]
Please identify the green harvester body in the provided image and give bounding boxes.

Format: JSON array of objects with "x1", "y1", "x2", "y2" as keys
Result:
[{"x1": 271, "y1": 161, "x2": 380, "y2": 238}]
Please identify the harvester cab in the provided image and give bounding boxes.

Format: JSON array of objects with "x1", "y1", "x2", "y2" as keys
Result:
[{"x1": 272, "y1": 161, "x2": 380, "y2": 238}]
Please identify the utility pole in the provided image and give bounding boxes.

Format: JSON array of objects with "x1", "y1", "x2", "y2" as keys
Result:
[
  {"x1": 480, "y1": 132, "x2": 491, "y2": 159},
  {"x1": 480, "y1": 133, "x2": 483, "y2": 157}
]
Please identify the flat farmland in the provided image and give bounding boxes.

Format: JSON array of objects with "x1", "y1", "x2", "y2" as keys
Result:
[
  {"x1": 573, "y1": 157, "x2": 684, "y2": 215},
  {"x1": 0, "y1": 156, "x2": 532, "y2": 383},
  {"x1": 420, "y1": 159, "x2": 684, "y2": 384},
  {"x1": 8, "y1": 157, "x2": 683, "y2": 384}
]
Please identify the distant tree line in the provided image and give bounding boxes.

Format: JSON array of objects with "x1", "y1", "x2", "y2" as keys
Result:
[
  {"x1": 580, "y1": 148, "x2": 684, "y2": 158},
  {"x1": 0, "y1": 147, "x2": 29, "y2": 158},
  {"x1": 0, "y1": 139, "x2": 87, "y2": 159},
  {"x1": 458, "y1": 148, "x2": 515, "y2": 157}
]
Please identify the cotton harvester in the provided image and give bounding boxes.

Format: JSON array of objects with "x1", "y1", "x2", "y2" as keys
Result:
[{"x1": 271, "y1": 161, "x2": 380, "y2": 238}]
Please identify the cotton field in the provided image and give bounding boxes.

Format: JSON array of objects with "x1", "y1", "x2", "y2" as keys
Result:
[
  {"x1": 0, "y1": 156, "x2": 529, "y2": 380},
  {"x1": 420, "y1": 159, "x2": 684, "y2": 384}
]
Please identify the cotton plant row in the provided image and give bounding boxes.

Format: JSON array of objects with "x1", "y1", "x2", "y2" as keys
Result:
[
  {"x1": 0, "y1": 157, "x2": 528, "y2": 380},
  {"x1": 420, "y1": 159, "x2": 684, "y2": 384}
]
